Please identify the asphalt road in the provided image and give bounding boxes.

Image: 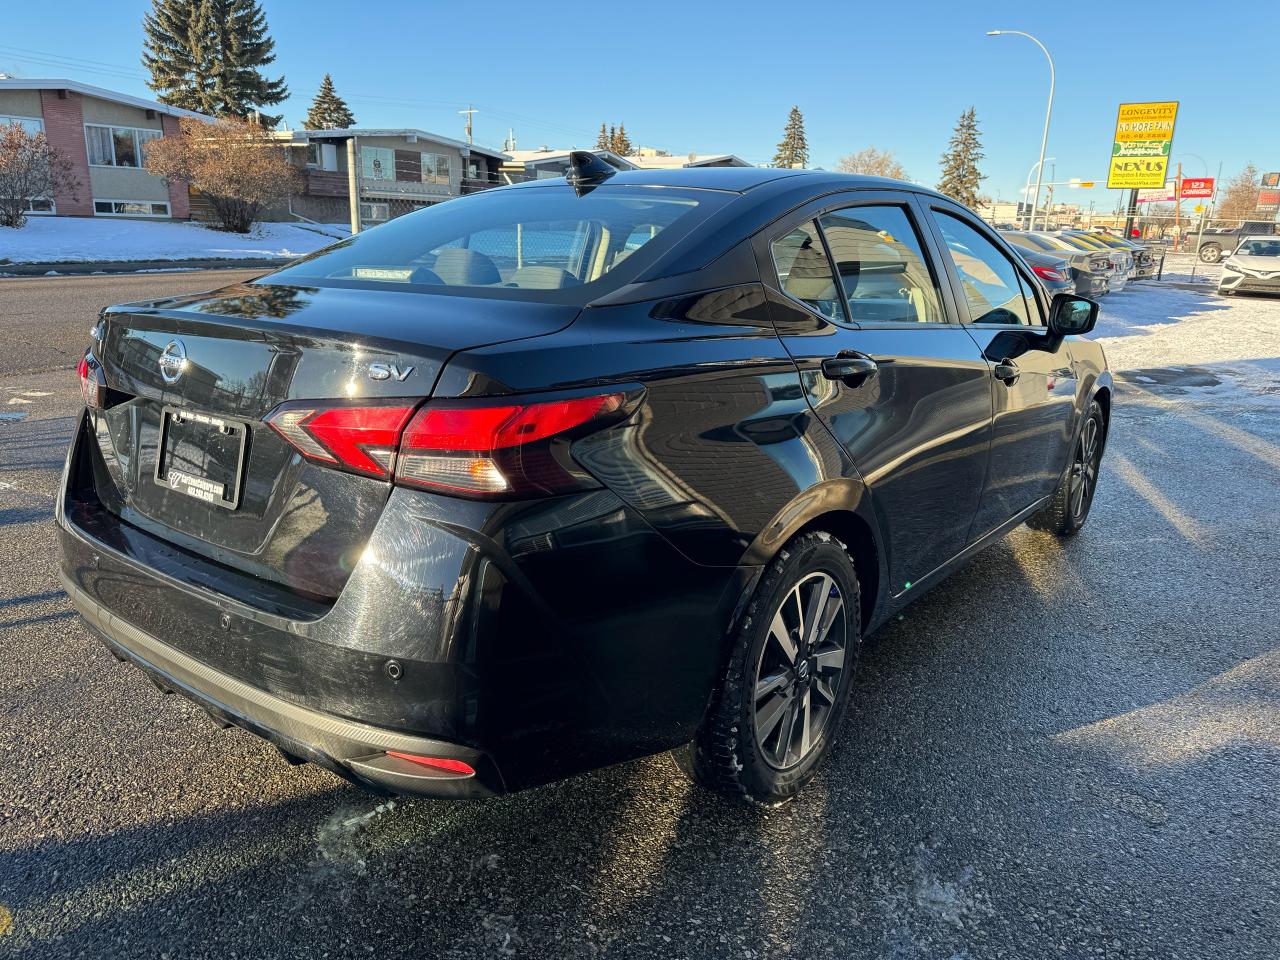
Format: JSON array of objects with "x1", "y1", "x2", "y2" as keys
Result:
[{"x1": 1, "y1": 271, "x2": 1277, "y2": 959}]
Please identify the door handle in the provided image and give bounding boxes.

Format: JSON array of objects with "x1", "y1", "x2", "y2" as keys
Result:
[
  {"x1": 821, "y1": 354, "x2": 878, "y2": 381},
  {"x1": 992, "y1": 358, "x2": 1020, "y2": 384}
]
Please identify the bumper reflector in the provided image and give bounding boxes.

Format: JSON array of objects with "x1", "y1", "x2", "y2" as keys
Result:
[{"x1": 384, "y1": 752, "x2": 476, "y2": 777}]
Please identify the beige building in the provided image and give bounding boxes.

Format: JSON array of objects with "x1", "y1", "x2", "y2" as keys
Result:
[
  {"x1": 0, "y1": 78, "x2": 211, "y2": 219},
  {"x1": 271, "y1": 128, "x2": 509, "y2": 224}
]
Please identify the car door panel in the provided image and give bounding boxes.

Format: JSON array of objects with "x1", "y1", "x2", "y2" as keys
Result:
[
  {"x1": 759, "y1": 194, "x2": 994, "y2": 597},
  {"x1": 917, "y1": 201, "x2": 1080, "y2": 539}
]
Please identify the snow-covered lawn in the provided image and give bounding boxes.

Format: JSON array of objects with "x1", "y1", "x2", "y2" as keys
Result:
[
  {"x1": 0, "y1": 216, "x2": 349, "y2": 264},
  {"x1": 1093, "y1": 277, "x2": 1280, "y2": 406}
]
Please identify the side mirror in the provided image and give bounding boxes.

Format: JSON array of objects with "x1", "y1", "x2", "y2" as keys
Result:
[{"x1": 1048, "y1": 293, "x2": 1098, "y2": 337}]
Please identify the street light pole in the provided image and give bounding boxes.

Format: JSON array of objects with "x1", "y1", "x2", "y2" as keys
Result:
[
  {"x1": 1021, "y1": 157, "x2": 1054, "y2": 229},
  {"x1": 988, "y1": 30, "x2": 1055, "y2": 231}
]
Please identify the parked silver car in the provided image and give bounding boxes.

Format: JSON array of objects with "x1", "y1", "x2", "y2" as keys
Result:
[
  {"x1": 1001, "y1": 231, "x2": 1110, "y2": 297},
  {"x1": 1042, "y1": 233, "x2": 1133, "y2": 290},
  {"x1": 1074, "y1": 231, "x2": 1158, "y2": 280}
]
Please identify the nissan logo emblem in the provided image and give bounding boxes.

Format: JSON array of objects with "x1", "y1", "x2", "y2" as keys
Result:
[{"x1": 158, "y1": 339, "x2": 188, "y2": 385}]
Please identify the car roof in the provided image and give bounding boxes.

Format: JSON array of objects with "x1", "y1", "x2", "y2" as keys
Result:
[{"x1": 505, "y1": 165, "x2": 941, "y2": 197}]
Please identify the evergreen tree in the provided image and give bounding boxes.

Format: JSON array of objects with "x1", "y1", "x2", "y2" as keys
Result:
[
  {"x1": 771, "y1": 106, "x2": 808, "y2": 169},
  {"x1": 612, "y1": 122, "x2": 633, "y2": 156},
  {"x1": 595, "y1": 123, "x2": 609, "y2": 151},
  {"x1": 607, "y1": 124, "x2": 617, "y2": 153},
  {"x1": 142, "y1": 0, "x2": 289, "y2": 125},
  {"x1": 936, "y1": 107, "x2": 986, "y2": 207},
  {"x1": 303, "y1": 74, "x2": 355, "y2": 130}
]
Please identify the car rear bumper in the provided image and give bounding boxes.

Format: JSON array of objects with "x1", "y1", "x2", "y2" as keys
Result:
[
  {"x1": 58, "y1": 411, "x2": 746, "y2": 796},
  {"x1": 60, "y1": 546, "x2": 505, "y2": 798}
]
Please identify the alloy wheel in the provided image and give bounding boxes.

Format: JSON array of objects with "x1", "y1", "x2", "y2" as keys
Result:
[
  {"x1": 753, "y1": 572, "x2": 848, "y2": 769},
  {"x1": 1070, "y1": 415, "x2": 1101, "y2": 521}
]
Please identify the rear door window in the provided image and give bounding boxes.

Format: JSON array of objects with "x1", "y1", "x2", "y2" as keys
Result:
[
  {"x1": 770, "y1": 221, "x2": 844, "y2": 320},
  {"x1": 817, "y1": 205, "x2": 945, "y2": 323}
]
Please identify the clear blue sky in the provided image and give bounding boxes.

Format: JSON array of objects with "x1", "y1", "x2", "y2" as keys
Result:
[{"x1": 1, "y1": 0, "x2": 1272, "y2": 212}]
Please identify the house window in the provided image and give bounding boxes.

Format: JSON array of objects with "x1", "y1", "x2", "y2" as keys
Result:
[
  {"x1": 0, "y1": 115, "x2": 44, "y2": 135},
  {"x1": 359, "y1": 202, "x2": 390, "y2": 222},
  {"x1": 85, "y1": 124, "x2": 162, "y2": 168},
  {"x1": 361, "y1": 147, "x2": 395, "y2": 181},
  {"x1": 421, "y1": 152, "x2": 450, "y2": 185},
  {"x1": 93, "y1": 200, "x2": 171, "y2": 217},
  {"x1": 1, "y1": 196, "x2": 54, "y2": 214}
]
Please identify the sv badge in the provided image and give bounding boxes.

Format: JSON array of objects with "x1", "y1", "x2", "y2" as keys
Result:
[{"x1": 368, "y1": 362, "x2": 414, "y2": 382}]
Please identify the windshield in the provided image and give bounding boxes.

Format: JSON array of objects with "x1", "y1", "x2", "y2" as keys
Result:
[
  {"x1": 266, "y1": 184, "x2": 723, "y2": 302},
  {"x1": 1237, "y1": 238, "x2": 1280, "y2": 257}
]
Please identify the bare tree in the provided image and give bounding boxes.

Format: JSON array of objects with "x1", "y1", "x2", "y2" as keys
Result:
[
  {"x1": 836, "y1": 146, "x2": 908, "y2": 180},
  {"x1": 144, "y1": 116, "x2": 298, "y2": 232},
  {"x1": 1214, "y1": 163, "x2": 1262, "y2": 226},
  {"x1": 0, "y1": 123, "x2": 79, "y2": 228}
]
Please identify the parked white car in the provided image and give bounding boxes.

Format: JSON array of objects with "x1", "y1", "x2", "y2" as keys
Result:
[{"x1": 1218, "y1": 237, "x2": 1280, "y2": 296}]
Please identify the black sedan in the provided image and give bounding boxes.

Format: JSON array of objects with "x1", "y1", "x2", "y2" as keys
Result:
[{"x1": 61, "y1": 156, "x2": 1111, "y2": 804}]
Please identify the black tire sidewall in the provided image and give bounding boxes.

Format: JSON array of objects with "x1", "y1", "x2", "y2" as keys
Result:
[
  {"x1": 731, "y1": 537, "x2": 861, "y2": 801},
  {"x1": 1067, "y1": 401, "x2": 1105, "y2": 531}
]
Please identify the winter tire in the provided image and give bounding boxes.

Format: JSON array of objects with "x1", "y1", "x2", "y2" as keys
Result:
[{"x1": 675, "y1": 531, "x2": 861, "y2": 804}]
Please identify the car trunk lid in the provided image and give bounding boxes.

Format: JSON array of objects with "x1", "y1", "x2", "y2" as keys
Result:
[{"x1": 90, "y1": 281, "x2": 578, "y2": 599}]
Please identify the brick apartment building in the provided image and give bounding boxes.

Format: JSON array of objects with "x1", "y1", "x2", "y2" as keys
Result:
[{"x1": 0, "y1": 78, "x2": 212, "y2": 220}]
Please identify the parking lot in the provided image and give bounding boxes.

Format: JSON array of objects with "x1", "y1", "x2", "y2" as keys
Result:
[{"x1": 0, "y1": 267, "x2": 1277, "y2": 959}]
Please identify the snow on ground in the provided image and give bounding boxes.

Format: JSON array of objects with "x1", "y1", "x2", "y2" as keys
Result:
[
  {"x1": 0, "y1": 216, "x2": 349, "y2": 264},
  {"x1": 1092, "y1": 273, "x2": 1280, "y2": 408}
]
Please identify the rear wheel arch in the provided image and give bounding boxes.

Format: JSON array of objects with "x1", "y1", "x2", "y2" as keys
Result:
[
  {"x1": 792, "y1": 512, "x2": 880, "y2": 632},
  {"x1": 1092, "y1": 386, "x2": 1112, "y2": 450}
]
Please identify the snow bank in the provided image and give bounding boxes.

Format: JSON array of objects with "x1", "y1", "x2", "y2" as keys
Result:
[
  {"x1": 0, "y1": 217, "x2": 349, "y2": 264},
  {"x1": 1093, "y1": 279, "x2": 1280, "y2": 407}
]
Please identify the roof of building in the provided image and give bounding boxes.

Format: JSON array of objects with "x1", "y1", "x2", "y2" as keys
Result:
[
  {"x1": 626, "y1": 153, "x2": 754, "y2": 169},
  {"x1": 0, "y1": 78, "x2": 214, "y2": 121},
  {"x1": 505, "y1": 165, "x2": 933, "y2": 196},
  {"x1": 503, "y1": 148, "x2": 639, "y2": 170},
  {"x1": 279, "y1": 127, "x2": 509, "y2": 161}
]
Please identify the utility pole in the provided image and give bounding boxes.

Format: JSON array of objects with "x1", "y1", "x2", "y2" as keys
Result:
[
  {"x1": 459, "y1": 106, "x2": 478, "y2": 145},
  {"x1": 1123, "y1": 188, "x2": 1139, "y2": 238},
  {"x1": 346, "y1": 136, "x2": 361, "y2": 235},
  {"x1": 1173, "y1": 162, "x2": 1183, "y2": 252},
  {"x1": 1190, "y1": 161, "x2": 1223, "y2": 280}
]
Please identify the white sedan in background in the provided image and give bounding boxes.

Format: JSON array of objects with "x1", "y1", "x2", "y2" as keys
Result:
[{"x1": 1218, "y1": 237, "x2": 1280, "y2": 296}]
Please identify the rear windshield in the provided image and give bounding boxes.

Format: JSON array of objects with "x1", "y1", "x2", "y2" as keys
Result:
[
  {"x1": 1004, "y1": 233, "x2": 1054, "y2": 252},
  {"x1": 266, "y1": 184, "x2": 722, "y2": 302},
  {"x1": 1054, "y1": 234, "x2": 1103, "y2": 251}
]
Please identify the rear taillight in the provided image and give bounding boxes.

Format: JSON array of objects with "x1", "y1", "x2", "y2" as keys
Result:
[
  {"x1": 265, "y1": 402, "x2": 416, "y2": 478},
  {"x1": 397, "y1": 393, "x2": 626, "y2": 497},
  {"x1": 78, "y1": 350, "x2": 106, "y2": 409},
  {"x1": 265, "y1": 390, "x2": 631, "y2": 498},
  {"x1": 1032, "y1": 265, "x2": 1070, "y2": 282}
]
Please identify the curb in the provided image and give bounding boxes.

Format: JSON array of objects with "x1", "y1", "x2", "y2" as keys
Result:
[{"x1": 0, "y1": 258, "x2": 289, "y2": 277}]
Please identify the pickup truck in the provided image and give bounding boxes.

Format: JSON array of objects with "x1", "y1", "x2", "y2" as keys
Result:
[{"x1": 1192, "y1": 221, "x2": 1279, "y2": 263}]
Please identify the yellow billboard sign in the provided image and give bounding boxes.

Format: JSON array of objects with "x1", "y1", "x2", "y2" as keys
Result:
[{"x1": 1106, "y1": 101, "x2": 1178, "y2": 189}]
